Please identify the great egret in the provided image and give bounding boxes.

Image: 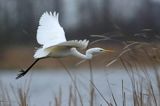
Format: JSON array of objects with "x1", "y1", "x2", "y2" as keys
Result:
[{"x1": 16, "y1": 11, "x2": 113, "y2": 79}]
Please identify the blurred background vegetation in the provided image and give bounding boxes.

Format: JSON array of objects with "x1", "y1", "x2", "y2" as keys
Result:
[{"x1": 0, "y1": 0, "x2": 160, "y2": 69}]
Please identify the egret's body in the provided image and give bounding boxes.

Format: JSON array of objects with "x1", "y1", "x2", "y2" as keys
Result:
[
  {"x1": 34, "y1": 39, "x2": 89, "y2": 59},
  {"x1": 16, "y1": 11, "x2": 112, "y2": 79}
]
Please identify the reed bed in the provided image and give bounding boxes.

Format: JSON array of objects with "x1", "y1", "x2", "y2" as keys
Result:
[{"x1": 0, "y1": 42, "x2": 160, "y2": 106}]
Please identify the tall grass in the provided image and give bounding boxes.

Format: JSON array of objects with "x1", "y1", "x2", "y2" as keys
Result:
[
  {"x1": 109, "y1": 42, "x2": 160, "y2": 106},
  {"x1": 0, "y1": 78, "x2": 31, "y2": 106},
  {"x1": 0, "y1": 42, "x2": 160, "y2": 106}
]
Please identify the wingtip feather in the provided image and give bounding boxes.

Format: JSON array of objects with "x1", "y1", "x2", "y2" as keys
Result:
[{"x1": 37, "y1": 11, "x2": 66, "y2": 46}]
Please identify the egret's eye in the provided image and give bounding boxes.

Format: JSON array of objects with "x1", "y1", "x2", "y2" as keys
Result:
[{"x1": 100, "y1": 49, "x2": 103, "y2": 51}]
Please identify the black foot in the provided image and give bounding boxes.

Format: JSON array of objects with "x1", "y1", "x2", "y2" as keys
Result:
[{"x1": 16, "y1": 69, "x2": 27, "y2": 79}]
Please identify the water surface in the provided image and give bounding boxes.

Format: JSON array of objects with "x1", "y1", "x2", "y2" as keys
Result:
[{"x1": 0, "y1": 69, "x2": 158, "y2": 106}]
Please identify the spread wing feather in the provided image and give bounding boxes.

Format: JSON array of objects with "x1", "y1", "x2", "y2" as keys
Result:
[
  {"x1": 47, "y1": 39, "x2": 89, "y2": 50},
  {"x1": 37, "y1": 11, "x2": 66, "y2": 48}
]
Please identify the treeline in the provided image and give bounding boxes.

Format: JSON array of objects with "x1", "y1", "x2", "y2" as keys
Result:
[{"x1": 0, "y1": 0, "x2": 160, "y2": 47}]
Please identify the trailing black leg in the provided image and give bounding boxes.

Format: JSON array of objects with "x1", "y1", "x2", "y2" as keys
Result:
[{"x1": 16, "y1": 58, "x2": 40, "y2": 79}]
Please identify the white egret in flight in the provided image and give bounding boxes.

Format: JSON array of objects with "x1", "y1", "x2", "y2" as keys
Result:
[{"x1": 16, "y1": 11, "x2": 113, "y2": 79}]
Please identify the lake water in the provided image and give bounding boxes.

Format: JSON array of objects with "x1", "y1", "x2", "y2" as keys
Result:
[{"x1": 0, "y1": 68, "x2": 158, "y2": 106}]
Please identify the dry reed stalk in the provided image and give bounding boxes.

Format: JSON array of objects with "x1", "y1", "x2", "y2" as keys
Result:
[
  {"x1": 90, "y1": 81, "x2": 110, "y2": 105},
  {"x1": 88, "y1": 60, "x2": 95, "y2": 106},
  {"x1": 68, "y1": 85, "x2": 72, "y2": 106},
  {"x1": 54, "y1": 87, "x2": 62, "y2": 106},
  {"x1": 57, "y1": 59, "x2": 83, "y2": 106},
  {"x1": 122, "y1": 80, "x2": 126, "y2": 106}
]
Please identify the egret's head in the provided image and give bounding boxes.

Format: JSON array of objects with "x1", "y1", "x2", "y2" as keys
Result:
[{"x1": 87, "y1": 47, "x2": 114, "y2": 55}]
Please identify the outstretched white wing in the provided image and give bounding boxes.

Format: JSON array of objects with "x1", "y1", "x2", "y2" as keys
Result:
[
  {"x1": 46, "y1": 39, "x2": 89, "y2": 50},
  {"x1": 37, "y1": 11, "x2": 66, "y2": 48},
  {"x1": 58, "y1": 39, "x2": 89, "y2": 50}
]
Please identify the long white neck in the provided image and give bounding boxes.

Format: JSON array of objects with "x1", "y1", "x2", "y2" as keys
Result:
[{"x1": 71, "y1": 48, "x2": 93, "y2": 59}]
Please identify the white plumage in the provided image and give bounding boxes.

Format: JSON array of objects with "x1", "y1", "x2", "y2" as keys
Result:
[
  {"x1": 36, "y1": 12, "x2": 66, "y2": 48},
  {"x1": 16, "y1": 11, "x2": 112, "y2": 79},
  {"x1": 34, "y1": 11, "x2": 90, "y2": 59}
]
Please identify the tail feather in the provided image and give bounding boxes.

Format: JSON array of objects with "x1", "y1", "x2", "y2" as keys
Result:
[{"x1": 34, "y1": 48, "x2": 49, "y2": 58}]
